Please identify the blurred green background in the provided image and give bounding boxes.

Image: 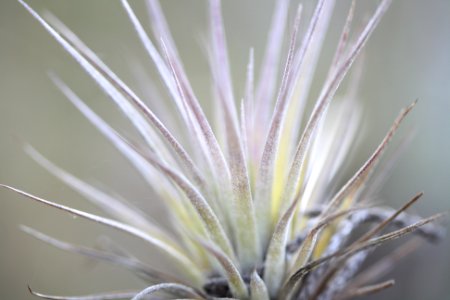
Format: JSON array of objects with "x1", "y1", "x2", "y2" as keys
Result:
[{"x1": 0, "y1": 0, "x2": 449, "y2": 299}]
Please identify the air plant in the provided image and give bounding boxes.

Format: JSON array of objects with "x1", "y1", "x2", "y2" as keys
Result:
[{"x1": 2, "y1": 0, "x2": 445, "y2": 299}]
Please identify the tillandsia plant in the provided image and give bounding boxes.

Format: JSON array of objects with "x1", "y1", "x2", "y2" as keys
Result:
[{"x1": 2, "y1": 0, "x2": 446, "y2": 299}]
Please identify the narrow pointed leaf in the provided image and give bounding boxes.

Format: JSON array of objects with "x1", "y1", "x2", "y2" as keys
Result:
[
  {"x1": 53, "y1": 78, "x2": 235, "y2": 261},
  {"x1": 21, "y1": 226, "x2": 181, "y2": 284},
  {"x1": 349, "y1": 238, "x2": 423, "y2": 289},
  {"x1": 145, "y1": 2, "x2": 222, "y2": 167},
  {"x1": 209, "y1": 0, "x2": 237, "y2": 123},
  {"x1": 145, "y1": 0, "x2": 177, "y2": 54},
  {"x1": 254, "y1": 0, "x2": 289, "y2": 125},
  {"x1": 305, "y1": 192, "x2": 427, "y2": 298},
  {"x1": 324, "y1": 100, "x2": 416, "y2": 215},
  {"x1": 161, "y1": 39, "x2": 234, "y2": 235},
  {"x1": 201, "y1": 241, "x2": 249, "y2": 299},
  {"x1": 336, "y1": 280, "x2": 395, "y2": 300},
  {"x1": 243, "y1": 48, "x2": 255, "y2": 159},
  {"x1": 144, "y1": 0, "x2": 232, "y2": 187},
  {"x1": 362, "y1": 130, "x2": 415, "y2": 200},
  {"x1": 51, "y1": 75, "x2": 189, "y2": 218},
  {"x1": 255, "y1": 4, "x2": 302, "y2": 245},
  {"x1": 38, "y1": 5, "x2": 206, "y2": 190},
  {"x1": 37, "y1": 11, "x2": 171, "y2": 165},
  {"x1": 283, "y1": 212, "x2": 445, "y2": 295},
  {"x1": 145, "y1": 1, "x2": 232, "y2": 197},
  {"x1": 240, "y1": 98, "x2": 248, "y2": 160},
  {"x1": 289, "y1": 208, "x2": 361, "y2": 276},
  {"x1": 275, "y1": 0, "x2": 336, "y2": 208},
  {"x1": 264, "y1": 196, "x2": 303, "y2": 297},
  {"x1": 250, "y1": 271, "x2": 269, "y2": 300},
  {"x1": 359, "y1": 192, "x2": 424, "y2": 242},
  {"x1": 25, "y1": 145, "x2": 166, "y2": 237},
  {"x1": 282, "y1": 0, "x2": 392, "y2": 214},
  {"x1": 161, "y1": 38, "x2": 231, "y2": 185},
  {"x1": 131, "y1": 283, "x2": 204, "y2": 300},
  {"x1": 293, "y1": 106, "x2": 421, "y2": 279},
  {"x1": 208, "y1": 0, "x2": 259, "y2": 270},
  {"x1": 1, "y1": 184, "x2": 202, "y2": 284},
  {"x1": 120, "y1": 0, "x2": 191, "y2": 126},
  {"x1": 28, "y1": 287, "x2": 137, "y2": 300},
  {"x1": 330, "y1": 0, "x2": 356, "y2": 70}
]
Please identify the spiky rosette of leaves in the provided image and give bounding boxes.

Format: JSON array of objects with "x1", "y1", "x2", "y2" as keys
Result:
[{"x1": 2, "y1": 0, "x2": 445, "y2": 299}]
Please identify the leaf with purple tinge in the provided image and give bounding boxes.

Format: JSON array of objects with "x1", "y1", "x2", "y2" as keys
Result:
[
  {"x1": 5, "y1": 1, "x2": 444, "y2": 299},
  {"x1": 131, "y1": 283, "x2": 205, "y2": 300},
  {"x1": 255, "y1": 3, "x2": 302, "y2": 248},
  {"x1": 21, "y1": 226, "x2": 181, "y2": 284},
  {"x1": 200, "y1": 240, "x2": 249, "y2": 299},
  {"x1": 282, "y1": 0, "x2": 392, "y2": 221},
  {"x1": 1, "y1": 184, "x2": 202, "y2": 284},
  {"x1": 283, "y1": 212, "x2": 445, "y2": 297},
  {"x1": 28, "y1": 286, "x2": 138, "y2": 300},
  {"x1": 250, "y1": 270, "x2": 269, "y2": 300}
]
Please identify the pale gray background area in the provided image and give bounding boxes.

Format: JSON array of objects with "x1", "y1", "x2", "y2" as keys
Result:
[{"x1": 0, "y1": 1, "x2": 449, "y2": 299}]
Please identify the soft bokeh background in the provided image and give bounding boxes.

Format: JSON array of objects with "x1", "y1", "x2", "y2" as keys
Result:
[{"x1": 1, "y1": 0, "x2": 449, "y2": 299}]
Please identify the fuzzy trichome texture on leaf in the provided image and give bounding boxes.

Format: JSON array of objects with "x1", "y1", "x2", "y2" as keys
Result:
[{"x1": 3, "y1": 0, "x2": 445, "y2": 299}]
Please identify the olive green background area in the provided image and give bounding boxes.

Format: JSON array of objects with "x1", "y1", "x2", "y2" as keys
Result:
[{"x1": 0, "y1": 1, "x2": 449, "y2": 299}]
